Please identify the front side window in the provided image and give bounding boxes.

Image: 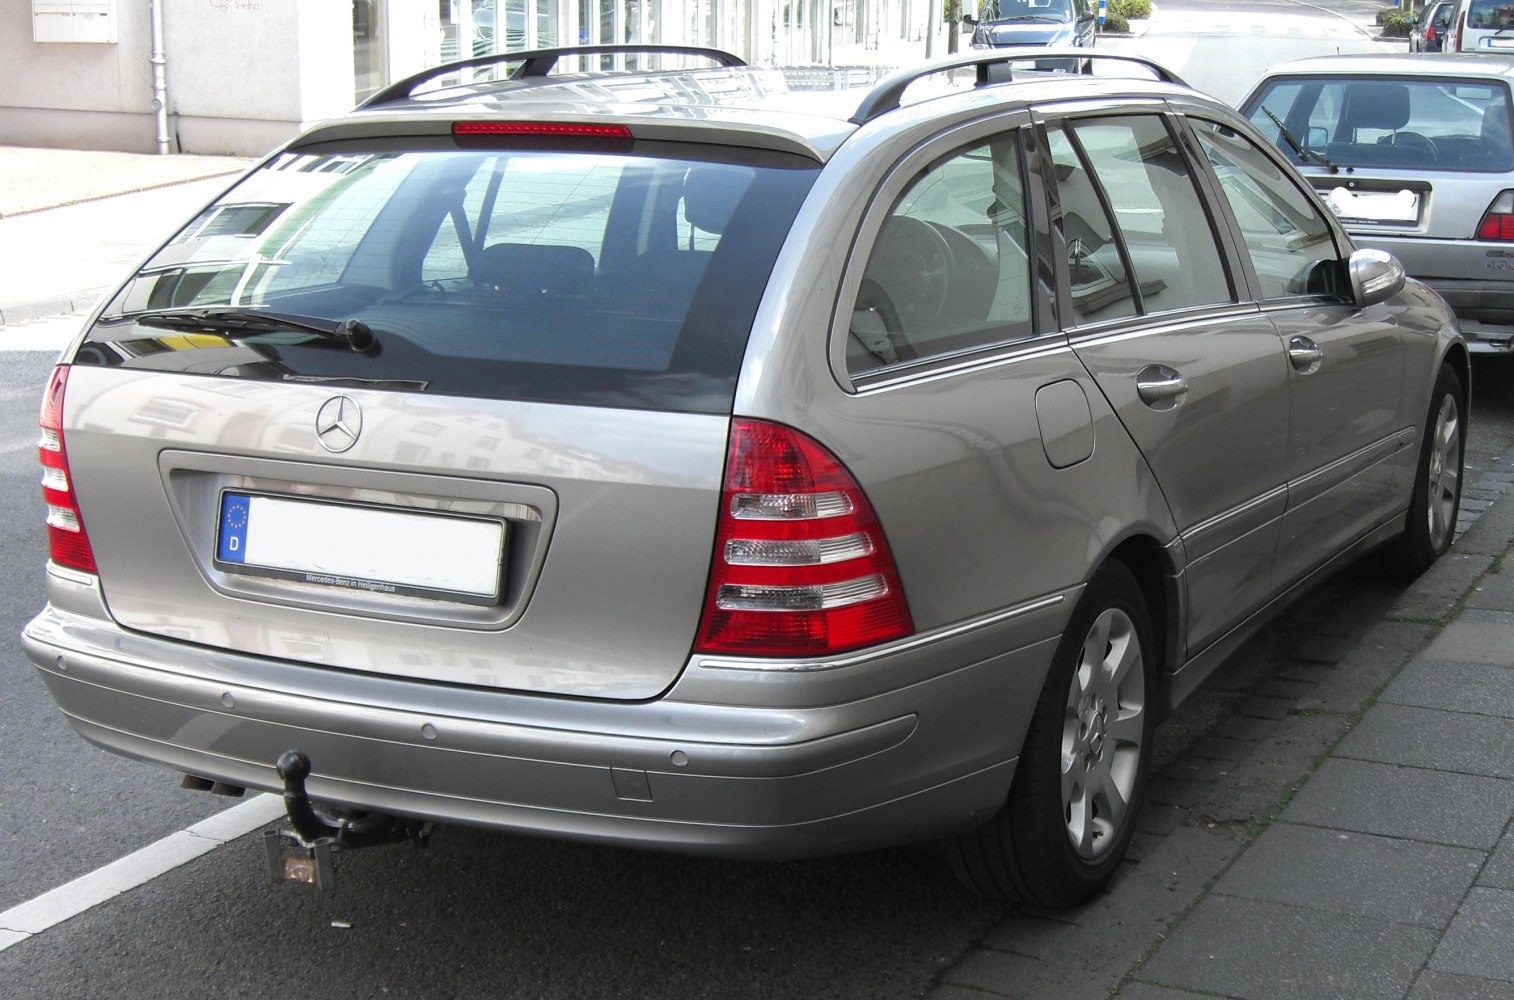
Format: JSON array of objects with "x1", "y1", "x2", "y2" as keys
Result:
[
  {"x1": 847, "y1": 133, "x2": 1033, "y2": 374},
  {"x1": 1191, "y1": 119, "x2": 1342, "y2": 301}
]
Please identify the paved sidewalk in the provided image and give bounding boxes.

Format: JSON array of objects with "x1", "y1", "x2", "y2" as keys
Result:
[
  {"x1": 0, "y1": 146, "x2": 253, "y2": 330},
  {"x1": 929, "y1": 455, "x2": 1514, "y2": 999},
  {"x1": 0, "y1": 145, "x2": 252, "y2": 218}
]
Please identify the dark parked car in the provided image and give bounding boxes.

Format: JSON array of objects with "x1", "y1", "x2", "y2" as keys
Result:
[
  {"x1": 964, "y1": 0, "x2": 1097, "y2": 52},
  {"x1": 26, "y1": 45, "x2": 1464, "y2": 908},
  {"x1": 1411, "y1": 0, "x2": 1455, "y2": 51}
]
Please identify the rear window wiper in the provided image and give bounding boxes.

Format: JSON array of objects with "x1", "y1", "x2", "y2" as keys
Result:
[
  {"x1": 129, "y1": 307, "x2": 379, "y2": 353},
  {"x1": 1261, "y1": 105, "x2": 1339, "y2": 175}
]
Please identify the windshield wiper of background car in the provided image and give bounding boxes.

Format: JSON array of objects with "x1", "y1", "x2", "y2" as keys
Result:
[
  {"x1": 128, "y1": 307, "x2": 380, "y2": 353},
  {"x1": 1262, "y1": 106, "x2": 1340, "y2": 174}
]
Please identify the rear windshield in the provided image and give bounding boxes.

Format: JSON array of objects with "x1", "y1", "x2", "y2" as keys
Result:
[
  {"x1": 1467, "y1": 0, "x2": 1514, "y2": 28},
  {"x1": 79, "y1": 139, "x2": 819, "y2": 414},
  {"x1": 1244, "y1": 75, "x2": 1514, "y2": 172}
]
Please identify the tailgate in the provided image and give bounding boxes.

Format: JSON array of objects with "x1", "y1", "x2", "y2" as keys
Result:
[{"x1": 61, "y1": 366, "x2": 729, "y2": 700}]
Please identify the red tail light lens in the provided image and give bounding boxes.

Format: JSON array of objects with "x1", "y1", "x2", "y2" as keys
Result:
[
  {"x1": 1477, "y1": 191, "x2": 1514, "y2": 240},
  {"x1": 694, "y1": 419, "x2": 913, "y2": 657},
  {"x1": 39, "y1": 366, "x2": 97, "y2": 573},
  {"x1": 1456, "y1": 10, "x2": 1465, "y2": 49}
]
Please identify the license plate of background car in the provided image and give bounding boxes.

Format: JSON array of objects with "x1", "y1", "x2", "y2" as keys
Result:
[
  {"x1": 215, "y1": 491, "x2": 506, "y2": 603},
  {"x1": 1320, "y1": 186, "x2": 1420, "y2": 225}
]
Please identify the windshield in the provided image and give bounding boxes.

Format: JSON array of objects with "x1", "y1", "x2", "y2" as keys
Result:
[
  {"x1": 1244, "y1": 75, "x2": 1514, "y2": 172},
  {"x1": 83, "y1": 141, "x2": 819, "y2": 413},
  {"x1": 977, "y1": 0, "x2": 1073, "y2": 21}
]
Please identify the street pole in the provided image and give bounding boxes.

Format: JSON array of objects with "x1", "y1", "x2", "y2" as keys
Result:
[
  {"x1": 148, "y1": 0, "x2": 171, "y2": 154},
  {"x1": 948, "y1": 0, "x2": 960, "y2": 53}
]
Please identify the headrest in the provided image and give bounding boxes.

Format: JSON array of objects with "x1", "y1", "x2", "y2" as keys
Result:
[
  {"x1": 1483, "y1": 106, "x2": 1511, "y2": 146},
  {"x1": 473, "y1": 243, "x2": 594, "y2": 294},
  {"x1": 1341, "y1": 83, "x2": 1411, "y2": 133},
  {"x1": 681, "y1": 167, "x2": 750, "y2": 236}
]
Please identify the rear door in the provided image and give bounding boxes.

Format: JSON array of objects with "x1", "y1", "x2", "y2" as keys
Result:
[{"x1": 1044, "y1": 107, "x2": 1292, "y2": 655}]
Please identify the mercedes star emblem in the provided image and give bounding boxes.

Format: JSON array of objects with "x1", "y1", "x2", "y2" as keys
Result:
[{"x1": 315, "y1": 396, "x2": 362, "y2": 453}]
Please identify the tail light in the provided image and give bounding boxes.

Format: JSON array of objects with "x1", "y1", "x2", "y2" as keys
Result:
[
  {"x1": 39, "y1": 366, "x2": 97, "y2": 573},
  {"x1": 1427, "y1": 24, "x2": 1439, "y2": 45},
  {"x1": 1476, "y1": 191, "x2": 1514, "y2": 240},
  {"x1": 1456, "y1": 9, "x2": 1465, "y2": 49},
  {"x1": 694, "y1": 419, "x2": 913, "y2": 657}
]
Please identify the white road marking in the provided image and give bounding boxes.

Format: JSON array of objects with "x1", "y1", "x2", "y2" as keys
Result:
[{"x1": 0, "y1": 794, "x2": 284, "y2": 952}]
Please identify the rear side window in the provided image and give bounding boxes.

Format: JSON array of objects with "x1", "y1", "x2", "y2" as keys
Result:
[
  {"x1": 1245, "y1": 75, "x2": 1514, "y2": 172},
  {"x1": 847, "y1": 132, "x2": 1034, "y2": 374},
  {"x1": 85, "y1": 142, "x2": 819, "y2": 414},
  {"x1": 1047, "y1": 115, "x2": 1234, "y2": 327}
]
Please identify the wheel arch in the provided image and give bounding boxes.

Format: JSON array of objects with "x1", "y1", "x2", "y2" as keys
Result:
[{"x1": 1102, "y1": 533, "x2": 1181, "y2": 723}]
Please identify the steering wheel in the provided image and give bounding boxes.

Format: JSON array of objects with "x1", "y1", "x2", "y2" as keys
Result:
[
  {"x1": 862, "y1": 216, "x2": 954, "y2": 322},
  {"x1": 1382, "y1": 131, "x2": 1439, "y2": 161}
]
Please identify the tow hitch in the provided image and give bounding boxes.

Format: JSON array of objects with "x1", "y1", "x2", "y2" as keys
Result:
[{"x1": 262, "y1": 750, "x2": 433, "y2": 892}]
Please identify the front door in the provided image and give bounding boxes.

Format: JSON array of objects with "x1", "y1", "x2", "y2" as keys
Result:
[{"x1": 1188, "y1": 118, "x2": 1407, "y2": 589}]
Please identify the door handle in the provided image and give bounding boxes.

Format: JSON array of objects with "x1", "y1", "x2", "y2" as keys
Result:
[
  {"x1": 1289, "y1": 336, "x2": 1324, "y2": 374},
  {"x1": 1136, "y1": 365, "x2": 1187, "y2": 409}
]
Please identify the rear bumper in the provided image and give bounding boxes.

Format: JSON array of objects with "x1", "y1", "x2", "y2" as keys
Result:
[
  {"x1": 1353, "y1": 235, "x2": 1514, "y2": 352},
  {"x1": 23, "y1": 595, "x2": 1066, "y2": 859}
]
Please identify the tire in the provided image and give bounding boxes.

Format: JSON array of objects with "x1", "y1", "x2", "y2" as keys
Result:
[
  {"x1": 1385, "y1": 362, "x2": 1465, "y2": 581},
  {"x1": 948, "y1": 561, "x2": 1155, "y2": 906}
]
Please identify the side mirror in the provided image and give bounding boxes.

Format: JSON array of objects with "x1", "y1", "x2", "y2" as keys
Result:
[
  {"x1": 1348, "y1": 247, "x2": 1406, "y2": 307},
  {"x1": 962, "y1": 13, "x2": 979, "y2": 25}
]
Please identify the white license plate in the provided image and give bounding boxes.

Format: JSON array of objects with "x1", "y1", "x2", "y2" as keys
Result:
[
  {"x1": 1488, "y1": 36, "x2": 1514, "y2": 48},
  {"x1": 216, "y1": 492, "x2": 505, "y2": 603},
  {"x1": 1321, "y1": 187, "x2": 1419, "y2": 225}
]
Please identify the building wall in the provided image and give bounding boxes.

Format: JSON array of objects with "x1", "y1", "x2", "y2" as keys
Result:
[{"x1": 0, "y1": 0, "x2": 937, "y2": 157}]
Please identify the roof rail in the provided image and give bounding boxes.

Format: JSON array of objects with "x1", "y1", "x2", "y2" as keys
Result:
[
  {"x1": 849, "y1": 49, "x2": 1187, "y2": 125},
  {"x1": 358, "y1": 44, "x2": 747, "y2": 110}
]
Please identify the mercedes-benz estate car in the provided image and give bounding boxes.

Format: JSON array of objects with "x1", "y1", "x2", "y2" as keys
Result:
[
  {"x1": 24, "y1": 44, "x2": 1467, "y2": 907},
  {"x1": 1240, "y1": 53, "x2": 1514, "y2": 354}
]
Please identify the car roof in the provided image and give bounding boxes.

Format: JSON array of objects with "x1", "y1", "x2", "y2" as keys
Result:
[
  {"x1": 292, "y1": 49, "x2": 1206, "y2": 163},
  {"x1": 1254, "y1": 51, "x2": 1514, "y2": 80}
]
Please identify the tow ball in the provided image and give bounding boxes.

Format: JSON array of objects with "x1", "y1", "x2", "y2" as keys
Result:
[{"x1": 262, "y1": 750, "x2": 434, "y2": 892}]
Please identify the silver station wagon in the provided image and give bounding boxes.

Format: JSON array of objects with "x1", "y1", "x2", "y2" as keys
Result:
[{"x1": 25, "y1": 45, "x2": 1467, "y2": 906}]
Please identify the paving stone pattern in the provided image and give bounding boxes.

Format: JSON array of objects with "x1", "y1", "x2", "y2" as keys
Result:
[{"x1": 929, "y1": 447, "x2": 1514, "y2": 999}]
